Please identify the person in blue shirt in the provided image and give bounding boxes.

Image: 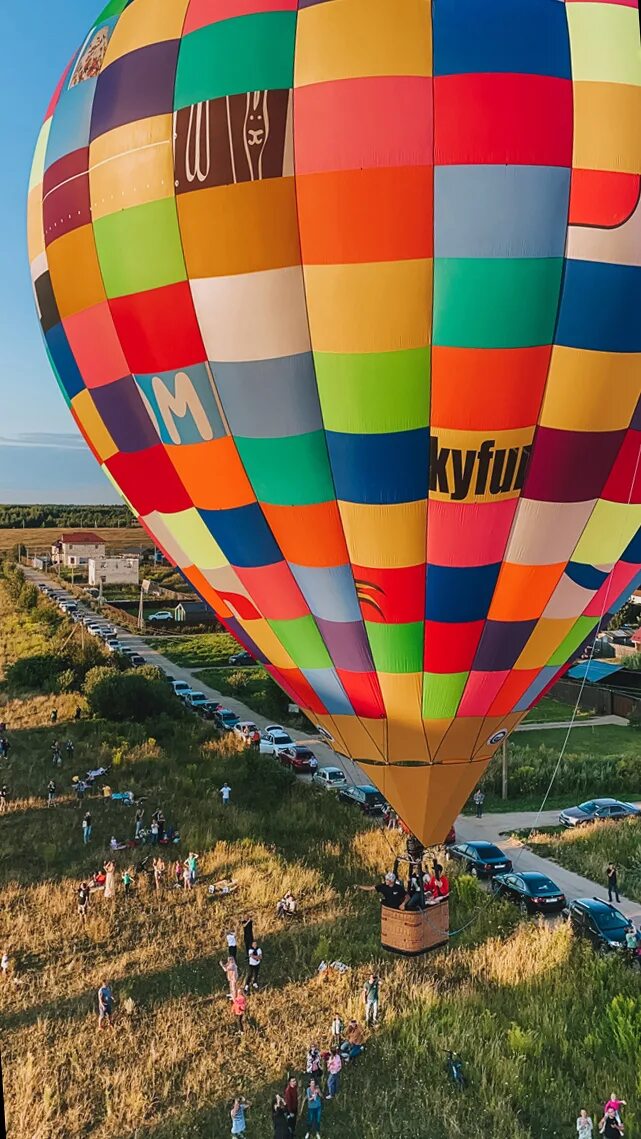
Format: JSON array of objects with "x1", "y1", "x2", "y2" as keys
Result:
[{"x1": 230, "y1": 1096, "x2": 250, "y2": 1136}]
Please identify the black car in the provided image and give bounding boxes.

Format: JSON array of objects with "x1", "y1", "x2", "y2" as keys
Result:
[
  {"x1": 197, "y1": 700, "x2": 222, "y2": 720},
  {"x1": 447, "y1": 841, "x2": 512, "y2": 878},
  {"x1": 491, "y1": 871, "x2": 566, "y2": 914},
  {"x1": 559, "y1": 798, "x2": 641, "y2": 828},
  {"x1": 565, "y1": 897, "x2": 632, "y2": 954},
  {"x1": 338, "y1": 784, "x2": 387, "y2": 816},
  {"x1": 127, "y1": 654, "x2": 146, "y2": 668},
  {"x1": 229, "y1": 651, "x2": 255, "y2": 666}
]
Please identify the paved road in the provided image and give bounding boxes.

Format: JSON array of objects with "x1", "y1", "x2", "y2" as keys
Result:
[{"x1": 27, "y1": 570, "x2": 641, "y2": 916}]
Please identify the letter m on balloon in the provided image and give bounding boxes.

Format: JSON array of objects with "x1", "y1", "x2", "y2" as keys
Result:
[{"x1": 136, "y1": 365, "x2": 226, "y2": 445}]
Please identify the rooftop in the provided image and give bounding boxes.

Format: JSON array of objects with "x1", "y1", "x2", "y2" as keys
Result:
[{"x1": 59, "y1": 532, "x2": 104, "y2": 545}]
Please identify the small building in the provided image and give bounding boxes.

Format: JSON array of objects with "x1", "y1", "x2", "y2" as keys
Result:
[
  {"x1": 32, "y1": 555, "x2": 51, "y2": 571},
  {"x1": 52, "y1": 532, "x2": 105, "y2": 568},
  {"x1": 88, "y1": 555, "x2": 140, "y2": 587},
  {"x1": 174, "y1": 600, "x2": 218, "y2": 626}
]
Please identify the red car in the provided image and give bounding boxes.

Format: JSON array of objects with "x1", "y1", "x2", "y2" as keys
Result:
[{"x1": 280, "y1": 745, "x2": 318, "y2": 774}]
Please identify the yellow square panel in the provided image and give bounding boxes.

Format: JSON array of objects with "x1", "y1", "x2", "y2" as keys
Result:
[
  {"x1": 327, "y1": 714, "x2": 387, "y2": 761},
  {"x1": 567, "y1": 3, "x2": 641, "y2": 87},
  {"x1": 338, "y1": 500, "x2": 427, "y2": 568},
  {"x1": 573, "y1": 500, "x2": 641, "y2": 566},
  {"x1": 46, "y1": 225, "x2": 106, "y2": 318},
  {"x1": 573, "y1": 82, "x2": 641, "y2": 173},
  {"x1": 90, "y1": 115, "x2": 174, "y2": 220},
  {"x1": 540, "y1": 347, "x2": 640, "y2": 432},
  {"x1": 102, "y1": 464, "x2": 133, "y2": 512},
  {"x1": 161, "y1": 508, "x2": 228, "y2": 570},
  {"x1": 378, "y1": 672, "x2": 429, "y2": 762},
  {"x1": 27, "y1": 186, "x2": 45, "y2": 263},
  {"x1": 304, "y1": 260, "x2": 431, "y2": 353},
  {"x1": 243, "y1": 619, "x2": 297, "y2": 671},
  {"x1": 29, "y1": 119, "x2": 51, "y2": 192},
  {"x1": 515, "y1": 618, "x2": 575, "y2": 670},
  {"x1": 295, "y1": 0, "x2": 431, "y2": 86},
  {"x1": 102, "y1": 0, "x2": 190, "y2": 67},
  {"x1": 72, "y1": 390, "x2": 117, "y2": 462},
  {"x1": 381, "y1": 757, "x2": 490, "y2": 846}
]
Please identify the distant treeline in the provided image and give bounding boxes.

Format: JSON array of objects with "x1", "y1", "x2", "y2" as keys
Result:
[{"x1": 0, "y1": 505, "x2": 136, "y2": 529}]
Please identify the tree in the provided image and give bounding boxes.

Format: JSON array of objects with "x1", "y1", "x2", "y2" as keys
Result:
[{"x1": 84, "y1": 670, "x2": 177, "y2": 722}]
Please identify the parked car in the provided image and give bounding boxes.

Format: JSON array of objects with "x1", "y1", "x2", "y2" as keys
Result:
[
  {"x1": 312, "y1": 767, "x2": 348, "y2": 791},
  {"x1": 171, "y1": 679, "x2": 191, "y2": 697},
  {"x1": 127, "y1": 654, "x2": 146, "y2": 668},
  {"x1": 148, "y1": 611, "x2": 174, "y2": 623},
  {"x1": 214, "y1": 708, "x2": 241, "y2": 731},
  {"x1": 280, "y1": 744, "x2": 318, "y2": 774},
  {"x1": 338, "y1": 784, "x2": 386, "y2": 815},
  {"x1": 446, "y1": 841, "x2": 512, "y2": 878},
  {"x1": 445, "y1": 825, "x2": 456, "y2": 846},
  {"x1": 491, "y1": 871, "x2": 566, "y2": 914},
  {"x1": 185, "y1": 691, "x2": 209, "y2": 709},
  {"x1": 559, "y1": 798, "x2": 641, "y2": 828},
  {"x1": 106, "y1": 642, "x2": 126, "y2": 654},
  {"x1": 260, "y1": 727, "x2": 294, "y2": 755},
  {"x1": 234, "y1": 720, "x2": 261, "y2": 744},
  {"x1": 198, "y1": 700, "x2": 223, "y2": 720},
  {"x1": 229, "y1": 651, "x2": 255, "y2": 666},
  {"x1": 564, "y1": 897, "x2": 632, "y2": 954}
]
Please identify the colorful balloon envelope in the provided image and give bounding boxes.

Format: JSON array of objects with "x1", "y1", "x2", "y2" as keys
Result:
[{"x1": 29, "y1": 0, "x2": 641, "y2": 843}]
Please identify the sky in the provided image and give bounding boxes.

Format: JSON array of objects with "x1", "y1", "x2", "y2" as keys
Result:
[{"x1": 0, "y1": 2, "x2": 119, "y2": 503}]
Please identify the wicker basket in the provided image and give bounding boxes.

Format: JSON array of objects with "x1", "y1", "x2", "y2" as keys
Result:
[{"x1": 381, "y1": 897, "x2": 449, "y2": 956}]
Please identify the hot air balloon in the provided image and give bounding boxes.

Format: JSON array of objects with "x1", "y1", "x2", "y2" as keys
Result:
[{"x1": 28, "y1": 0, "x2": 641, "y2": 850}]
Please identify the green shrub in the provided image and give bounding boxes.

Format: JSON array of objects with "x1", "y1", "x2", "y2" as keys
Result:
[
  {"x1": 84, "y1": 669, "x2": 178, "y2": 722},
  {"x1": 5, "y1": 653, "x2": 63, "y2": 692}
]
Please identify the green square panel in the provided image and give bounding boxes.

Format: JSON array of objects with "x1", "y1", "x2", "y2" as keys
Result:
[
  {"x1": 315, "y1": 349, "x2": 430, "y2": 434},
  {"x1": 269, "y1": 616, "x2": 332, "y2": 670},
  {"x1": 365, "y1": 621, "x2": 424, "y2": 674},
  {"x1": 235, "y1": 433, "x2": 335, "y2": 506},
  {"x1": 547, "y1": 616, "x2": 598, "y2": 667},
  {"x1": 93, "y1": 198, "x2": 186, "y2": 298},
  {"x1": 175, "y1": 12, "x2": 296, "y2": 109},
  {"x1": 422, "y1": 672, "x2": 468, "y2": 719},
  {"x1": 433, "y1": 258, "x2": 563, "y2": 348}
]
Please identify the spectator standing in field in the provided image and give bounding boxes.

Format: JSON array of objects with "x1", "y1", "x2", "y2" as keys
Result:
[
  {"x1": 604, "y1": 1095, "x2": 626, "y2": 1126},
  {"x1": 0, "y1": 785, "x2": 8, "y2": 813},
  {"x1": 242, "y1": 916, "x2": 254, "y2": 959},
  {"x1": 220, "y1": 954, "x2": 239, "y2": 999},
  {"x1": 82, "y1": 811, "x2": 92, "y2": 845},
  {"x1": 284, "y1": 1077, "x2": 299, "y2": 1137},
  {"x1": 305, "y1": 1044, "x2": 323, "y2": 1084},
  {"x1": 220, "y1": 782, "x2": 232, "y2": 806},
  {"x1": 304, "y1": 1081, "x2": 322, "y2": 1139},
  {"x1": 473, "y1": 788, "x2": 485, "y2": 818},
  {"x1": 226, "y1": 929, "x2": 238, "y2": 961},
  {"x1": 607, "y1": 863, "x2": 621, "y2": 904},
  {"x1": 1, "y1": 951, "x2": 9, "y2": 979},
  {"x1": 230, "y1": 1097, "x2": 250, "y2": 1137},
  {"x1": 187, "y1": 851, "x2": 198, "y2": 885},
  {"x1": 47, "y1": 779, "x2": 56, "y2": 807},
  {"x1": 134, "y1": 806, "x2": 144, "y2": 840},
  {"x1": 364, "y1": 972, "x2": 379, "y2": 1027},
  {"x1": 173, "y1": 858, "x2": 183, "y2": 887},
  {"x1": 245, "y1": 941, "x2": 263, "y2": 991},
  {"x1": 330, "y1": 1013, "x2": 343, "y2": 1048},
  {"x1": 97, "y1": 980, "x2": 114, "y2": 1029},
  {"x1": 150, "y1": 818, "x2": 159, "y2": 845},
  {"x1": 104, "y1": 860, "x2": 116, "y2": 900},
  {"x1": 272, "y1": 1094, "x2": 289, "y2": 1139},
  {"x1": 182, "y1": 861, "x2": 192, "y2": 890},
  {"x1": 77, "y1": 881, "x2": 90, "y2": 921},
  {"x1": 153, "y1": 857, "x2": 165, "y2": 893},
  {"x1": 232, "y1": 990, "x2": 247, "y2": 1034},
  {"x1": 50, "y1": 708, "x2": 57, "y2": 724},
  {"x1": 576, "y1": 1110, "x2": 593, "y2": 1138},
  {"x1": 325, "y1": 1048, "x2": 342, "y2": 1100},
  {"x1": 121, "y1": 869, "x2": 133, "y2": 898},
  {"x1": 599, "y1": 1109, "x2": 623, "y2": 1138}
]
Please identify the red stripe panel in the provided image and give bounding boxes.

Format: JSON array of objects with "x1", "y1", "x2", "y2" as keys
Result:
[
  {"x1": 297, "y1": 167, "x2": 433, "y2": 264},
  {"x1": 336, "y1": 669, "x2": 386, "y2": 719},
  {"x1": 264, "y1": 665, "x2": 328, "y2": 716},
  {"x1": 424, "y1": 620, "x2": 484, "y2": 673},
  {"x1": 434, "y1": 74, "x2": 573, "y2": 167},
  {"x1": 569, "y1": 170, "x2": 640, "y2": 228},
  {"x1": 602, "y1": 430, "x2": 641, "y2": 504},
  {"x1": 184, "y1": 0, "x2": 298, "y2": 34},
  {"x1": 488, "y1": 669, "x2": 540, "y2": 717},
  {"x1": 353, "y1": 564, "x2": 425, "y2": 624},
  {"x1": 106, "y1": 446, "x2": 192, "y2": 516},
  {"x1": 109, "y1": 282, "x2": 207, "y2": 375}
]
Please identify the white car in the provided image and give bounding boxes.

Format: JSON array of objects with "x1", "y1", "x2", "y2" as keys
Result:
[
  {"x1": 171, "y1": 679, "x2": 190, "y2": 697},
  {"x1": 148, "y1": 611, "x2": 174, "y2": 623},
  {"x1": 185, "y1": 691, "x2": 208, "y2": 708},
  {"x1": 106, "y1": 642, "x2": 126, "y2": 654},
  {"x1": 260, "y1": 728, "x2": 294, "y2": 755},
  {"x1": 312, "y1": 767, "x2": 348, "y2": 791}
]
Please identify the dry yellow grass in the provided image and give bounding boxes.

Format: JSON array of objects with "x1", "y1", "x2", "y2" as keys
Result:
[{"x1": 0, "y1": 527, "x2": 152, "y2": 554}]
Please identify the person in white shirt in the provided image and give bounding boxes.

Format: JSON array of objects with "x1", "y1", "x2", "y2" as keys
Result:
[
  {"x1": 245, "y1": 942, "x2": 262, "y2": 991},
  {"x1": 576, "y1": 1110, "x2": 593, "y2": 1138},
  {"x1": 220, "y1": 783, "x2": 231, "y2": 805},
  {"x1": 226, "y1": 930, "x2": 237, "y2": 961}
]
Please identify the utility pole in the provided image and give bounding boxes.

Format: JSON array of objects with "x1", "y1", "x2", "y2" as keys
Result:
[
  {"x1": 137, "y1": 583, "x2": 145, "y2": 631},
  {"x1": 501, "y1": 739, "x2": 509, "y2": 801}
]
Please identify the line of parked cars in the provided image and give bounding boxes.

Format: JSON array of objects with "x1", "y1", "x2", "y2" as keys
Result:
[{"x1": 37, "y1": 582, "x2": 148, "y2": 666}]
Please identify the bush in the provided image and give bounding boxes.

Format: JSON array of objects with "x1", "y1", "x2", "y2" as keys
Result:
[
  {"x1": 84, "y1": 669, "x2": 178, "y2": 722},
  {"x1": 18, "y1": 582, "x2": 39, "y2": 612},
  {"x1": 5, "y1": 653, "x2": 63, "y2": 693}
]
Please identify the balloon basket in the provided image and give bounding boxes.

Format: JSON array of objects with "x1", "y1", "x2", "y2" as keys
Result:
[{"x1": 381, "y1": 897, "x2": 449, "y2": 957}]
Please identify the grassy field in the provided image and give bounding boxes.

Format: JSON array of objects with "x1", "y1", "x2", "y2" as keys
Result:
[
  {"x1": 515, "y1": 725, "x2": 640, "y2": 757},
  {"x1": 147, "y1": 632, "x2": 239, "y2": 669},
  {"x1": 525, "y1": 818, "x2": 641, "y2": 904},
  {"x1": 0, "y1": 527, "x2": 153, "y2": 555},
  {"x1": 4, "y1": 585, "x2": 641, "y2": 1138},
  {"x1": 523, "y1": 697, "x2": 592, "y2": 724}
]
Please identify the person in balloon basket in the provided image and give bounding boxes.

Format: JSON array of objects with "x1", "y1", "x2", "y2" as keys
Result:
[{"x1": 357, "y1": 863, "x2": 406, "y2": 910}]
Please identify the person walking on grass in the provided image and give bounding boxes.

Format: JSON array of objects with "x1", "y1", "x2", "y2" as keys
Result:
[
  {"x1": 226, "y1": 929, "x2": 238, "y2": 961},
  {"x1": 122, "y1": 868, "x2": 133, "y2": 898},
  {"x1": 221, "y1": 954, "x2": 239, "y2": 1000},
  {"x1": 245, "y1": 941, "x2": 262, "y2": 991},
  {"x1": 220, "y1": 782, "x2": 232, "y2": 806},
  {"x1": 77, "y1": 881, "x2": 90, "y2": 921},
  {"x1": 325, "y1": 1047, "x2": 342, "y2": 1100},
  {"x1": 231, "y1": 1096, "x2": 251, "y2": 1136},
  {"x1": 232, "y1": 989, "x2": 247, "y2": 1034},
  {"x1": 134, "y1": 806, "x2": 144, "y2": 840},
  {"x1": 473, "y1": 787, "x2": 485, "y2": 818},
  {"x1": 284, "y1": 1077, "x2": 299, "y2": 1137},
  {"x1": 0, "y1": 784, "x2": 8, "y2": 813},
  {"x1": 364, "y1": 972, "x2": 379, "y2": 1027},
  {"x1": 47, "y1": 779, "x2": 56, "y2": 807},
  {"x1": 576, "y1": 1109, "x2": 593, "y2": 1137},
  {"x1": 97, "y1": 980, "x2": 114, "y2": 1029},
  {"x1": 304, "y1": 1080, "x2": 322, "y2": 1139},
  {"x1": 607, "y1": 863, "x2": 621, "y2": 904},
  {"x1": 82, "y1": 811, "x2": 92, "y2": 845}
]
